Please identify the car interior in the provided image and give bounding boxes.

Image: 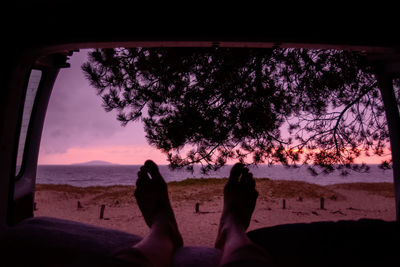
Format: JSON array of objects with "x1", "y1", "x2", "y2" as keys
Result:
[{"x1": 1, "y1": 5, "x2": 400, "y2": 267}]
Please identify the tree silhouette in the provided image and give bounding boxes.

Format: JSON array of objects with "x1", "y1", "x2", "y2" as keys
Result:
[{"x1": 82, "y1": 48, "x2": 399, "y2": 174}]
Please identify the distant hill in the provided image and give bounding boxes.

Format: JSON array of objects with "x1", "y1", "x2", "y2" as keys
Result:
[{"x1": 71, "y1": 160, "x2": 119, "y2": 166}]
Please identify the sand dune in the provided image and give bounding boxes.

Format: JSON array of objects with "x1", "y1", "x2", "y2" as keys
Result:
[{"x1": 34, "y1": 179, "x2": 396, "y2": 246}]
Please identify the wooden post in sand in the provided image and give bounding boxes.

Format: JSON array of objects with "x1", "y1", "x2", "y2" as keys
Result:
[
  {"x1": 100, "y1": 205, "x2": 105, "y2": 219},
  {"x1": 320, "y1": 197, "x2": 325, "y2": 210},
  {"x1": 195, "y1": 202, "x2": 200, "y2": 213},
  {"x1": 282, "y1": 199, "x2": 286, "y2": 209}
]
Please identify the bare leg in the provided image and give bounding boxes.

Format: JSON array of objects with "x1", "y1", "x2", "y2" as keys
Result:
[
  {"x1": 215, "y1": 163, "x2": 272, "y2": 266},
  {"x1": 115, "y1": 160, "x2": 183, "y2": 267}
]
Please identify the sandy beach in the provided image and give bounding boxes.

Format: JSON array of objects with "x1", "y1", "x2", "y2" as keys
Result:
[{"x1": 34, "y1": 179, "x2": 396, "y2": 247}]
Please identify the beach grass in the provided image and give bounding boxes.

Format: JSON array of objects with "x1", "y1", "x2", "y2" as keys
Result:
[
  {"x1": 328, "y1": 182, "x2": 395, "y2": 198},
  {"x1": 35, "y1": 178, "x2": 394, "y2": 204}
]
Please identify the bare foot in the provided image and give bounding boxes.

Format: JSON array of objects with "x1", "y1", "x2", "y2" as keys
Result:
[
  {"x1": 215, "y1": 163, "x2": 258, "y2": 249},
  {"x1": 134, "y1": 160, "x2": 183, "y2": 250}
]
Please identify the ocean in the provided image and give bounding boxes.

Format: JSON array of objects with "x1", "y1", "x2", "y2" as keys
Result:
[{"x1": 36, "y1": 164, "x2": 394, "y2": 187}]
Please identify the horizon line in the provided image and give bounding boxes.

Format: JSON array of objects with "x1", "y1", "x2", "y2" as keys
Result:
[{"x1": 37, "y1": 163, "x2": 386, "y2": 166}]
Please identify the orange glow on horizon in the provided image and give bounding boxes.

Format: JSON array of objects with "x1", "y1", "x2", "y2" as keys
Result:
[
  {"x1": 38, "y1": 145, "x2": 169, "y2": 165},
  {"x1": 286, "y1": 147, "x2": 391, "y2": 165},
  {"x1": 38, "y1": 145, "x2": 391, "y2": 165}
]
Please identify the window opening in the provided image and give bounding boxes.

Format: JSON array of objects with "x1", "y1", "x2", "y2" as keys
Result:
[{"x1": 34, "y1": 49, "x2": 396, "y2": 247}]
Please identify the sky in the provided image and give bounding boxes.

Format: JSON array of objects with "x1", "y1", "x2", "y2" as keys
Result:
[
  {"x1": 38, "y1": 50, "x2": 390, "y2": 165},
  {"x1": 38, "y1": 50, "x2": 167, "y2": 165}
]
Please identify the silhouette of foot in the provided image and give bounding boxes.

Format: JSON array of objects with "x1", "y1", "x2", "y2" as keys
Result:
[
  {"x1": 134, "y1": 160, "x2": 183, "y2": 249},
  {"x1": 215, "y1": 163, "x2": 258, "y2": 249}
]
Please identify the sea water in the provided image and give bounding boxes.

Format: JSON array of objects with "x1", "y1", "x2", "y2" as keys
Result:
[{"x1": 36, "y1": 164, "x2": 393, "y2": 187}]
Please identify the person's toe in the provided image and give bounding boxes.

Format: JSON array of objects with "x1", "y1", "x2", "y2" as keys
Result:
[
  {"x1": 241, "y1": 170, "x2": 254, "y2": 187},
  {"x1": 136, "y1": 166, "x2": 151, "y2": 187},
  {"x1": 144, "y1": 160, "x2": 164, "y2": 182},
  {"x1": 228, "y1": 163, "x2": 244, "y2": 184},
  {"x1": 239, "y1": 167, "x2": 250, "y2": 184}
]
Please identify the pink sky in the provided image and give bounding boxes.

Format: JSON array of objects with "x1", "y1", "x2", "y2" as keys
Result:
[
  {"x1": 38, "y1": 50, "x2": 165, "y2": 165},
  {"x1": 38, "y1": 50, "x2": 391, "y2": 165},
  {"x1": 39, "y1": 145, "x2": 168, "y2": 165}
]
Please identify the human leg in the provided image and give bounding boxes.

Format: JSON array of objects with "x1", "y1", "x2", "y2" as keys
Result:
[
  {"x1": 114, "y1": 160, "x2": 183, "y2": 267},
  {"x1": 215, "y1": 163, "x2": 274, "y2": 266}
]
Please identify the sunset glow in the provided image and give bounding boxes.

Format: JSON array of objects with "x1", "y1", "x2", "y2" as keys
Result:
[
  {"x1": 38, "y1": 145, "x2": 168, "y2": 165},
  {"x1": 38, "y1": 144, "x2": 390, "y2": 165}
]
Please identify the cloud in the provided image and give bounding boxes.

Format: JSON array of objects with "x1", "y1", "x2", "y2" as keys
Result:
[{"x1": 39, "y1": 50, "x2": 148, "y2": 159}]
